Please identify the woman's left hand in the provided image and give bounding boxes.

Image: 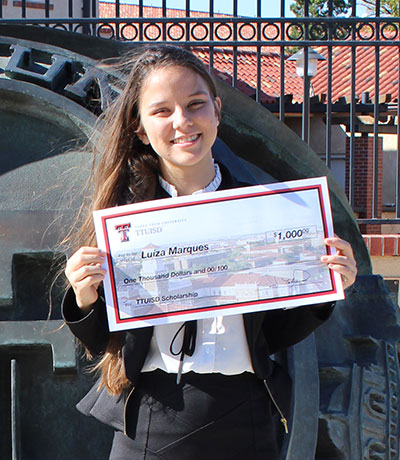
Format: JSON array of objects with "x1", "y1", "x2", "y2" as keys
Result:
[{"x1": 321, "y1": 237, "x2": 357, "y2": 290}]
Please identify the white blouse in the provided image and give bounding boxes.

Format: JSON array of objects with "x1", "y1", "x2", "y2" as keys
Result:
[{"x1": 141, "y1": 163, "x2": 254, "y2": 375}]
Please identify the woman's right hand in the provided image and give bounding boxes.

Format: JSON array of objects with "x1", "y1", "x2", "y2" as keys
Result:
[{"x1": 65, "y1": 247, "x2": 107, "y2": 311}]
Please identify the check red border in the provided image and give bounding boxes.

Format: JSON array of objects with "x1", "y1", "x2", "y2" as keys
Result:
[{"x1": 97, "y1": 181, "x2": 338, "y2": 327}]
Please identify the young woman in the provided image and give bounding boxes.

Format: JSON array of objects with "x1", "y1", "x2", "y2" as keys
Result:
[{"x1": 63, "y1": 45, "x2": 357, "y2": 460}]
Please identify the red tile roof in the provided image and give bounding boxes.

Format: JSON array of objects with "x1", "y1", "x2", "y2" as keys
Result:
[
  {"x1": 99, "y1": 2, "x2": 229, "y2": 19},
  {"x1": 99, "y1": 2, "x2": 398, "y2": 104},
  {"x1": 311, "y1": 41, "x2": 399, "y2": 103}
]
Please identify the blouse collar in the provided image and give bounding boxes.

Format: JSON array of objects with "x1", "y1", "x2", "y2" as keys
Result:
[{"x1": 158, "y1": 162, "x2": 222, "y2": 197}]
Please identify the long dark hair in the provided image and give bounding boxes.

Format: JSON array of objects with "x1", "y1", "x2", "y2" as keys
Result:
[{"x1": 65, "y1": 45, "x2": 220, "y2": 395}]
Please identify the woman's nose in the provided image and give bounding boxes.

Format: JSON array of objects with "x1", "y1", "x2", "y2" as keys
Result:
[{"x1": 172, "y1": 106, "x2": 193, "y2": 129}]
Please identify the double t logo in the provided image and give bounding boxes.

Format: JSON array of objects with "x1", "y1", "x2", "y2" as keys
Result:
[{"x1": 115, "y1": 223, "x2": 131, "y2": 242}]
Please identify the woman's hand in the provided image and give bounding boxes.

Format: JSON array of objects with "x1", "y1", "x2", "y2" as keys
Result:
[
  {"x1": 321, "y1": 237, "x2": 357, "y2": 290},
  {"x1": 65, "y1": 247, "x2": 107, "y2": 311}
]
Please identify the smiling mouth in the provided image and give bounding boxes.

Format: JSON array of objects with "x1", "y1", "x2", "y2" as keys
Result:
[{"x1": 171, "y1": 134, "x2": 200, "y2": 144}]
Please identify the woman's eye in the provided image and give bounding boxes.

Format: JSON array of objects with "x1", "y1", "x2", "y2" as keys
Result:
[
  {"x1": 153, "y1": 108, "x2": 169, "y2": 115},
  {"x1": 189, "y1": 100, "x2": 205, "y2": 108}
]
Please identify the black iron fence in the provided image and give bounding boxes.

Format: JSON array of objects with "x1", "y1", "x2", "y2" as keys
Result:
[{"x1": 1, "y1": 0, "x2": 399, "y2": 228}]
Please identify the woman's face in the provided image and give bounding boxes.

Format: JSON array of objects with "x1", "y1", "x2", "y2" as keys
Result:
[{"x1": 137, "y1": 65, "x2": 221, "y2": 180}]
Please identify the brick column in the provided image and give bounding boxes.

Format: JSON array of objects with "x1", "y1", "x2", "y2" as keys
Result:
[
  {"x1": 345, "y1": 135, "x2": 382, "y2": 234},
  {"x1": 363, "y1": 235, "x2": 400, "y2": 257}
]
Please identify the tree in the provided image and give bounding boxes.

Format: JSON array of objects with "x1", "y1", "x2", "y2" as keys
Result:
[
  {"x1": 360, "y1": 0, "x2": 399, "y2": 16},
  {"x1": 290, "y1": 0, "x2": 351, "y2": 17}
]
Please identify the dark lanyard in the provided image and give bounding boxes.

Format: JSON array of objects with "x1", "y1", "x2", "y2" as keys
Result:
[{"x1": 169, "y1": 320, "x2": 197, "y2": 384}]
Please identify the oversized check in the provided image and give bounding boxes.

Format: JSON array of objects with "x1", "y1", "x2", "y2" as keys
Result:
[{"x1": 93, "y1": 176, "x2": 344, "y2": 331}]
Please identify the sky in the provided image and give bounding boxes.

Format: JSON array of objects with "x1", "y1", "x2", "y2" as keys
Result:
[{"x1": 118, "y1": 0, "x2": 296, "y2": 17}]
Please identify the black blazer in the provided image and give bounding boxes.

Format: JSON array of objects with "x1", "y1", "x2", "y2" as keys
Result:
[{"x1": 62, "y1": 164, "x2": 334, "y2": 433}]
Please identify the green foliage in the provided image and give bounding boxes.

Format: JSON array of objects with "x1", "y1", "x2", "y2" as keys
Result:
[
  {"x1": 290, "y1": 0, "x2": 351, "y2": 17},
  {"x1": 361, "y1": 0, "x2": 399, "y2": 16},
  {"x1": 290, "y1": 0, "x2": 399, "y2": 17}
]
